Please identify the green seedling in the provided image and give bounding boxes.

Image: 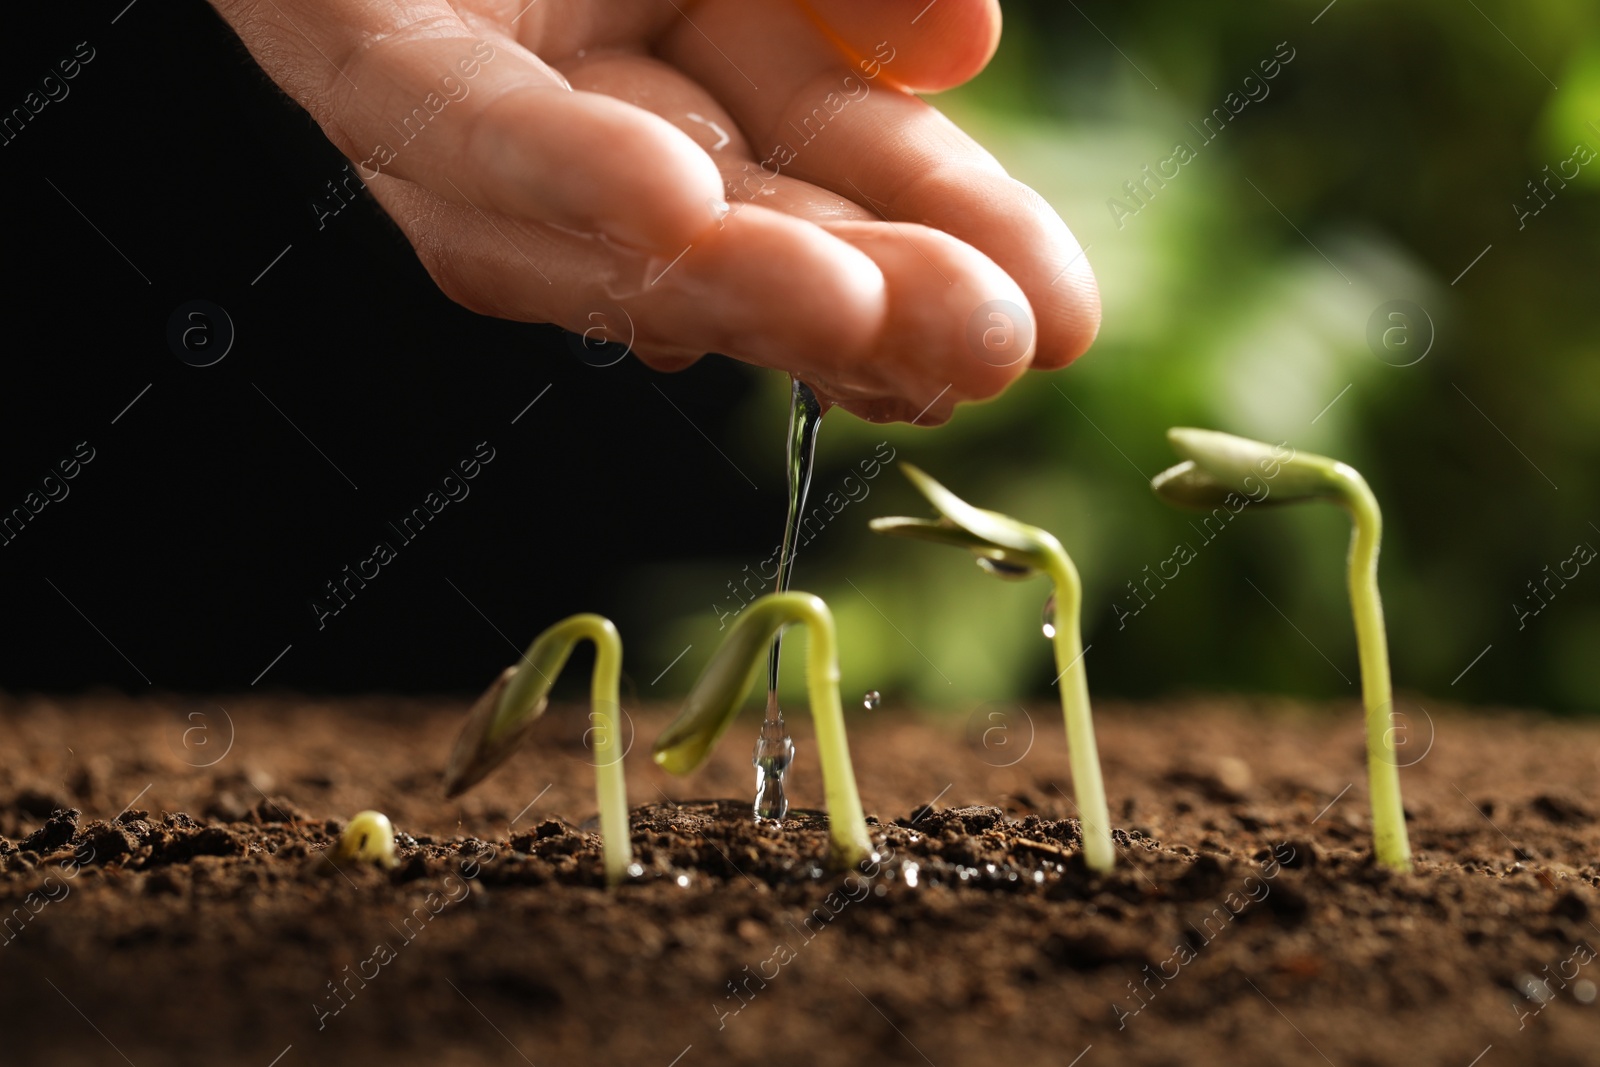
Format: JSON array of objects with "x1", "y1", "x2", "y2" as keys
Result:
[
  {"x1": 1151, "y1": 427, "x2": 1412, "y2": 871},
  {"x1": 869, "y1": 464, "x2": 1115, "y2": 873},
  {"x1": 652, "y1": 592, "x2": 872, "y2": 868},
  {"x1": 444, "y1": 613, "x2": 634, "y2": 885},
  {"x1": 332, "y1": 809, "x2": 399, "y2": 869}
]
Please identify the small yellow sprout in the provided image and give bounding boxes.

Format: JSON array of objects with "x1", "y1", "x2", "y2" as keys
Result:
[{"x1": 332, "y1": 810, "x2": 399, "y2": 870}]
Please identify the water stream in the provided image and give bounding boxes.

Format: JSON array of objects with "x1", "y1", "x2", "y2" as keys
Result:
[{"x1": 752, "y1": 379, "x2": 824, "y2": 822}]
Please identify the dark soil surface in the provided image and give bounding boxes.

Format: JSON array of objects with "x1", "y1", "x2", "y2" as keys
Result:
[{"x1": 3, "y1": 690, "x2": 1600, "y2": 1066}]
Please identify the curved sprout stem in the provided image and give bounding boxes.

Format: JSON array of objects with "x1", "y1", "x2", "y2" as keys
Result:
[
  {"x1": 445, "y1": 613, "x2": 634, "y2": 886},
  {"x1": 1333, "y1": 466, "x2": 1413, "y2": 871},
  {"x1": 1043, "y1": 552, "x2": 1116, "y2": 873},
  {"x1": 574, "y1": 617, "x2": 632, "y2": 887},
  {"x1": 1153, "y1": 430, "x2": 1413, "y2": 872},
  {"x1": 652, "y1": 592, "x2": 871, "y2": 868}
]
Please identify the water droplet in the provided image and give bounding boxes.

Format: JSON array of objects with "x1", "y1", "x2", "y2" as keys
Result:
[
  {"x1": 863, "y1": 690, "x2": 881, "y2": 710},
  {"x1": 675, "y1": 874, "x2": 691, "y2": 888},
  {"x1": 976, "y1": 557, "x2": 1034, "y2": 579},
  {"x1": 1041, "y1": 593, "x2": 1057, "y2": 638}
]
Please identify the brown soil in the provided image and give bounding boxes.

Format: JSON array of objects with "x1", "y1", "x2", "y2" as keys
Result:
[{"x1": 3, "y1": 690, "x2": 1599, "y2": 1066}]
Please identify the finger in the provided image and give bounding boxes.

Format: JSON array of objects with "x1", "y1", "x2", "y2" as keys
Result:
[
  {"x1": 658, "y1": 0, "x2": 1000, "y2": 126},
  {"x1": 656, "y1": 0, "x2": 993, "y2": 154},
  {"x1": 213, "y1": 1, "x2": 726, "y2": 253},
  {"x1": 813, "y1": 219, "x2": 1035, "y2": 424},
  {"x1": 852, "y1": 127, "x2": 1102, "y2": 370},
  {"x1": 365, "y1": 177, "x2": 891, "y2": 383},
  {"x1": 561, "y1": 50, "x2": 880, "y2": 224},
  {"x1": 538, "y1": 49, "x2": 1029, "y2": 416},
  {"x1": 368, "y1": 167, "x2": 1023, "y2": 424},
  {"x1": 793, "y1": 0, "x2": 1001, "y2": 92},
  {"x1": 558, "y1": 50, "x2": 753, "y2": 157},
  {"x1": 660, "y1": 1, "x2": 1099, "y2": 368},
  {"x1": 550, "y1": 52, "x2": 1028, "y2": 412}
]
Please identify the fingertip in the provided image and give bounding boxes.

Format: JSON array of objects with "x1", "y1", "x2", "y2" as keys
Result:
[
  {"x1": 959, "y1": 289, "x2": 1038, "y2": 392},
  {"x1": 822, "y1": 220, "x2": 1035, "y2": 406},
  {"x1": 633, "y1": 350, "x2": 705, "y2": 373},
  {"x1": 892, "y1": 165, "x2": 1101, "y2": 373},
  {"x1": 1034, "y1": 246, "x2": 1102, "y2": 370},
  {"x1": 799, "y1": 0, "x2": 1001, "y2": 92}
]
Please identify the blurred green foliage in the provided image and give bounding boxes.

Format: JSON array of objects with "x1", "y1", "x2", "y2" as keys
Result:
[{"x1": 644, "y1": 0, "x2": 1600, "y2": 716}]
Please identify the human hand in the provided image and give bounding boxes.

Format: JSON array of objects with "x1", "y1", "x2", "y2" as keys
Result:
[{"x1": 210, "y1": 0, "x2": 1099, "y2": 424}]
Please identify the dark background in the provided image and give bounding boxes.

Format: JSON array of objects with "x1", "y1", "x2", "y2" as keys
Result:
[
  {"x1": 2, "y1": 1, "x2": 1596, "y2": 713},
  {"x1": 0, "y1": 1, "x2": 778, "y2": 695}
]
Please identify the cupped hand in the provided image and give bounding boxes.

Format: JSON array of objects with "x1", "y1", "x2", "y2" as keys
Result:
[{"x1": 211, "y1": 0, "x2": 1100, "y2": 423}]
